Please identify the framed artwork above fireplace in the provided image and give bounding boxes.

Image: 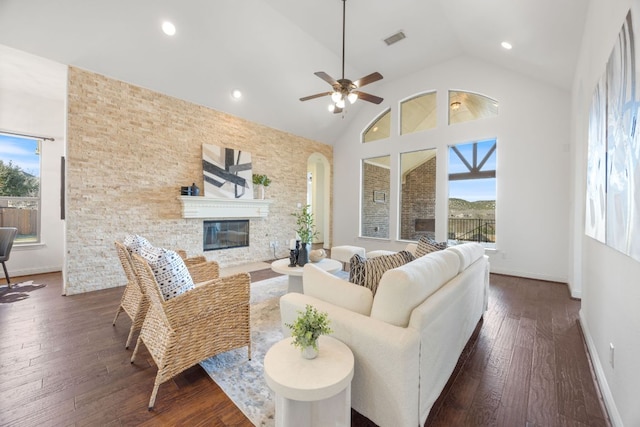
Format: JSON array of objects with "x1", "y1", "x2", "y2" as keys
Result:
[{"x1": 202, "y1": 144, "x2": 253, "y2": 199}]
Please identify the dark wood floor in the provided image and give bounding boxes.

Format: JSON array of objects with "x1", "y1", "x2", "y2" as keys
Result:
[{"x1": 0, "y1": 271, "x2": 610, "y2": 426}]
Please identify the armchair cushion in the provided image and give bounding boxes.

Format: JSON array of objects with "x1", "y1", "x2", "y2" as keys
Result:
[
  {"x1": 123, "y1": 234, "x2": 153, "y2": 255},
  {"x1": 139, "y1": 246, "x2": 195, "y2": 300}
]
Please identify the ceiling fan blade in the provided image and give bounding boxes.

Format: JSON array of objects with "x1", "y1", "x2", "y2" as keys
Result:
[
  {"x1": 353, "y1": 72, "x2": 383, "y2": 88},
  {"x1": 354, "y1": 91, "x2": 384, "y2": 104},
  {"x1": 300, "y1": 92, "x2": 332, "y2": 102},
  {"x1": 314, "y1": 71, "x2": 338, "y2": 86}
]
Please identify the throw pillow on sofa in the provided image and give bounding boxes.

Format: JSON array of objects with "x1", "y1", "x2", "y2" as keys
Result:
[
  {"x1": 349, "y1": 250, "x2": 415, "y2": 295},
  {"x1": 415, "y1": 236, "x2": 447, "y2": 258},
  {"x1": 123, "y1": 234, "x2": 153, "y2": 255},
  {"x1": 139, "y1": 246, "x2": 195, "y2": 300}
]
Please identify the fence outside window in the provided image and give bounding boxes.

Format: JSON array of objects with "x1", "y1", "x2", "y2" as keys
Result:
[
  {"x1": 0, "y1": 197, "x2": 39, "y2": 243},
  {"x1": 448, "y1": 218, "x2": 495, "y2": 243}
]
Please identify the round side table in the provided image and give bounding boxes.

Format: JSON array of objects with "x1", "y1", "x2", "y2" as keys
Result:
[
  {"x1": 264, "y1": 335, "x2": 354, "y2": 427},
  {"x1": 270, "y1": 258, "x2": 342, "y2": 293}
]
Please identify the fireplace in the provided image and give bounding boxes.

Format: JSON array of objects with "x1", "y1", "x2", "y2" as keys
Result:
[{"x1": 203, "y1": 220, "x2": 249, "y2": 251}]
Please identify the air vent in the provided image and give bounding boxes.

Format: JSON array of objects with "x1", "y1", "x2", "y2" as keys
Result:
[{"x1": 384, "y1": 31, "x2": 406, "y2": 46}]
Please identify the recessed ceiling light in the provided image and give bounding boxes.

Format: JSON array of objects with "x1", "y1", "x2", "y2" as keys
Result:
[
  {"x1": 231, "y1": 89, "x2": 242, "y2": 100},
  {"x1": 162, "y1": 21, "x2": 176, "y2": 36},
  {"x1": 501, "y1": 41, "x2": 512, "y2": 50}
]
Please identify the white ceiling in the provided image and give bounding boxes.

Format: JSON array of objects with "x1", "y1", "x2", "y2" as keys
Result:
[{"x1": 0, "y1": 0, "x2": 588, "y2": 145}]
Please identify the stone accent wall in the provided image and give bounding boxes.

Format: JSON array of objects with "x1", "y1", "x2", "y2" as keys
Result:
[
  {"x1": 66, "y1": 67, "x2": 332, "y2": 294},
  {"x1": 361, "y1": 162, "x2": 390, "y2": 238},
  {"x1": 400, "y1": 157, "x2": 436, "y2": 240}
]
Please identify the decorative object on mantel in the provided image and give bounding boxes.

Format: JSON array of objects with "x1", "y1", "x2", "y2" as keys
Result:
[
  {"x1": 291, "y1": 205, "x2": 319, "y2": 267},
  {"x1": 288, "y1": 239, "x2": 300, "y2": 267},
  {"x1": 180, "y1": 183, "x2": 200, "y2": 196},
  {"x1": 309, "y1": 249, "x2": 326, "y2": 262},
  {"x1": 202, "y1": 144, "x2": 253, "y2": 199},
  {"x1": 252, "y1": 174, "x2": 272, "y2": 200},
  {"x1": 284, "y1": 304, "x2": 333, "y2": 359}
]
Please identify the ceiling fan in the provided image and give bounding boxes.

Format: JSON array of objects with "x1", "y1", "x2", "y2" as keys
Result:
[{"x1": 299, "y1": 0, "x2": 383, "y2": 113}]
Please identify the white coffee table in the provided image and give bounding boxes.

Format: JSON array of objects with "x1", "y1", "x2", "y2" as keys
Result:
[
  {"x1": 264, "y1": 336, "x2": 354, "y2": 427},
  {"x1": 271, "y1": 258, "x2": 342, "y2": 293}
]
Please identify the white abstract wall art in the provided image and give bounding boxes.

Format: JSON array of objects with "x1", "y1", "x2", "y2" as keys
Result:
[
  {"x1": 586, "y1": 7, "x2": 640, "y2": 262},
  {"x1": 585, "y1": 75, "x2": 607, "y2": 243},
  {"x1": 606, "y1": 9, "x2": 640, "y2": 260},
  {"x1": 202, "y1": 144, "x2": 253, "y2": 199}
]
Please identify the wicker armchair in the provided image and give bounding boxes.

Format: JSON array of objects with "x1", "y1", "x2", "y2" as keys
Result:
[
  {"x1": 113, "y1": 241, "x2": 146, "y2": 349},
  {"x1": 112, "y1": 242, "x2": 220, "y2": 348},
  {"x1": 130, "y1": 253, "x2": 251, "y2": 409}
]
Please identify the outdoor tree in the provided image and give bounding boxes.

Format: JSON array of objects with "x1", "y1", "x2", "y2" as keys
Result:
[{"x1": 0, "y1": 160, "x2": 39, "y2": 197}]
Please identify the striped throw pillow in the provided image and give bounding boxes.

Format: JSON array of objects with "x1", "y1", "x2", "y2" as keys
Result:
[
  {"x1": 415, "y1": 236, "x2": 448, "y2": 258},
  {"x1": 349, "y1": 251, "x2": 415, "y2": 296}
]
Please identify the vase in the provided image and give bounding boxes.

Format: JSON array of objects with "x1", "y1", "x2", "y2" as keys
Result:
[
  {"x1": 260, "y1": 185, "x2": 265, "y2": 200},
  {"x1": 309, "y1": 249, "x2": 326, "y2": 262},
  {"x1": 297, "y1": 242, "x2": 309, "y2": 266},
  {"x1": 301, "y1": 344, "x2": 318, "y2": 359}
]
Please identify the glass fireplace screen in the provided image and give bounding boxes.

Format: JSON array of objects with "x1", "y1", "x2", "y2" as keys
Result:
[{"x1": 203, "y1": 220, "x2": 249, "y2": 251}]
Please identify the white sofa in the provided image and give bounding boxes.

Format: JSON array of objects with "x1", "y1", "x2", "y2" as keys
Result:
[{"x1": 279, "y1": 242, "x2": 489, "y2": 427}]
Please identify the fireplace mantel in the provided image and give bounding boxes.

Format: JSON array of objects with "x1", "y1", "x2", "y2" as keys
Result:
[{"x1": 178, "y1": 196, "x2": 273, "y2": 219}]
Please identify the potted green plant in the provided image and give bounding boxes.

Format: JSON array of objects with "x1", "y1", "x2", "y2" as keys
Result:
[
  {"x1": 252, "y1": 173, "x2": 271, "y2": 199},
  {"x1": 291, "y1": 204, "x2": 319, "y2": 266},
  {"x1": 285, "y1": 304, "x2": 333, "y2": 359}
]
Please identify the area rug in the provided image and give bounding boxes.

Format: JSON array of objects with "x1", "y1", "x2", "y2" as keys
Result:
[{"x1": 200, "y1": 275, "x2": 288, "y2": 427}]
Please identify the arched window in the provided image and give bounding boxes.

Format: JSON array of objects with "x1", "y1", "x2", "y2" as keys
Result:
[
  {"x1": 448, "y1": 90, "x2": 498, "y2": 124},
  {"x1": 362, "y1": 109, "x2": 391, "y2": 143},
  {"x1": 358, "y1": 89, "x2": 499, "y2": 245},
  {"x1": 400, "y1": 91, "x2": 437, "y2": 135}
]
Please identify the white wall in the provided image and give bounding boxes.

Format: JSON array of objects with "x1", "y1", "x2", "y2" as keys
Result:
[
  {"x1": 333, "y1": 55, "x2": 572, "y2": 284},
  {"x1": 572, "y1": 1, "x2": 640, "y2": 425},
  {"x1": 0, "y1": 47, "x2": 66, "y2": 279}
]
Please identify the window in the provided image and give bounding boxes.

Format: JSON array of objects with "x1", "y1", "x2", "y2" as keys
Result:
[
  {"x1": 448, "y1": 139, "x2": 496, "y2": 247},
  {"x1": 449, "y1": 91, "x2": 498, "y2": 125},
  {"x1": 361, "y1": 156, "x2": 390, "y2": 238},
  {"x1": 362, "y1": 109, "x2": 391, "y2": 143},
  {"x1": 0, "y1": 133, "x2": 41, "y2": 243},
  {"x1": 400, "y1": 92, "x2": 437, "y2": 135},
  {"x1": 399, "y1": 149, "x2": 437, "y2": 240}
]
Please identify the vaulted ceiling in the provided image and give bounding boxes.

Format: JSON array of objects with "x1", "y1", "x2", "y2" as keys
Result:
[{"x1": 0, "y1": 0, "x2": 588, "y2": 145}]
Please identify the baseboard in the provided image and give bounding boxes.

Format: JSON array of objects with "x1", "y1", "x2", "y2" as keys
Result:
[
  {"x1": 489, "y1": 267, "x2": 567, "y2": 285},
  {"x1": 11, "y1": 265, "x2": 62, "y2": 278},
  {"x1": 567, "y1": 283, "x2": 582, "y2": 299},
  {"x1": 579, "y1": 310, "x2": 623, "y2": 426}
]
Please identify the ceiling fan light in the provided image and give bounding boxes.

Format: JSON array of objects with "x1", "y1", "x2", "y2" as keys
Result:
[
  {"x1": 331, "y1": 91, "x2": 342, "y2": 103},
  {"x1": 336, "y1": 98, "x2": 346, "y2": 109},
  {"x1": 328, "y1": 104, "x2": 335, "y2": 112},
  {"x1": 347, "y1": 92, "x2": 358, "y2": 104}
]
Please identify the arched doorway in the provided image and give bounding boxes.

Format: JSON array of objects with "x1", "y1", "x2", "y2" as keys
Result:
[{"x1": 307, "y1": 153, "x2": 331, "y2": 249}]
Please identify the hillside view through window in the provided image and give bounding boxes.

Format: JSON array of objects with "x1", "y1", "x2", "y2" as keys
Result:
[{"x1": 448, "y1": 139, "x2": 496, "y2": 247}]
